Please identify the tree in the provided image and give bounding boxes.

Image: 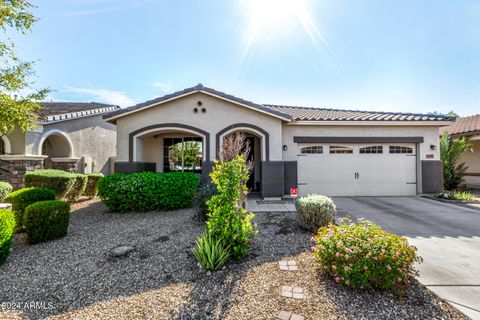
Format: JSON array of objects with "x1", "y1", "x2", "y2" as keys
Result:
[
  {"x1": 0, "y1": 0, "x2": 49, "y2": 140},
  {"x1": 440, "y1": 132, "x2": 472, "y2": 190},
  {"x1": 431, "y1": 110, "x2": 459, "y2": 117}
]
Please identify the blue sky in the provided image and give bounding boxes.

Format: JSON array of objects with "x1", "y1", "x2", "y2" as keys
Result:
[{"x1": 10, "y1": 0, "x2": 480, "y2": 115}]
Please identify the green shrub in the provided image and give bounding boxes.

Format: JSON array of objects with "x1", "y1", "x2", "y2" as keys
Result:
[
  {"x1": 313, "y1": 218, "x2": 422, "y2": 293},
  {"x1": 193, "y1": 182, "x2": 218, "y2": 221},
  {"x1": 436, "y1": 191, "x2": 476, "y2": 202},
  {"x1": 206, "y1": 156, "x2": 256, "y2": 260},
  {"x1": 192, "y1": 231, "x2": 230, "y2": 271},
  {"x1": 296, "y1": 194, "x2": 336, "y2": 232},
  {"x1": 23, "y1": 200, "x2": 70, "y2": 244},
  {"x1": 0, "y1": 209, "x2": 15, "y2": 265},
  {"x1": 0, "y1": 181, "x2": 13, "y2": 202},
  {"x1": 5, "y1": 187, "x2": 56, "y2": 232},
  {"x1": 84, "y1": 173, "x2": 104, "y2": 198},
  {"x1": 98, "y1": 172, "x2": 200, "y2": 212},
  {"x1": 65, "y1": 174, "x2": 88, "y2": 202},
  {"x1": 25, "y1": 169, "x2": 76, "y2": 200}
]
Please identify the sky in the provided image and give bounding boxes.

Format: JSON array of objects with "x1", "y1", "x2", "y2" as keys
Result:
[{"x1": 8, "y1": 0, "x2": 480, "y2": 116}]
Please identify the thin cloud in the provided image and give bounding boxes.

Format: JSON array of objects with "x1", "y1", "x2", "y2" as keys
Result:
[
  {"x1": 152, "y1": 81, "x2": 173, "y2": 93},
  {"x1": 63, "y1": 86, "x2": 135, "y2": 107}
]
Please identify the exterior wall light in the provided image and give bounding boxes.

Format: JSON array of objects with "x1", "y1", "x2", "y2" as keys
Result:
[
  {"x1": 430, "y1": 144, "x2": 437, "y2": 150},
  {"x1": 283, "y1": 145, "x2": 288, "y2": 151}
]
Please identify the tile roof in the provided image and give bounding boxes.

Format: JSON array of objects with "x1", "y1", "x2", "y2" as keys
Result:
[
  {"x1": 38, "y1": 102, "x2": 119, "y2": 123},
  {"x1": 265, "y1": 105, "x2": 455, "y2": 122},
  {"x1": 102, "y1": 84, "x2": 455, "y2": 123},
  {"x1": 441, "y1": 114, "x2": 480, "y2": 136}
]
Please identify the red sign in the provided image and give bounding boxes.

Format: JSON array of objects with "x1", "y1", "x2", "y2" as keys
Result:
[{"x1": 290, "y1": 187, "x2": 298, "y2": 197}]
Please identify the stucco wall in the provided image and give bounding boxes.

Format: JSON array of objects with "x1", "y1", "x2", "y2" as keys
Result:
[
  {"x1": 5, "y1": 128, "x2": 27, "y2": 155},
  {"x1": 461, "y1": 139, "x2": 480, "y2": 187},
  {"x1": 281, "y1": 124, "x2": 441, "y2": 161},
  {"x1": 115, "y1": 92, "x2": 284, "y2": 162},
  {"x1": 37, "y1": 115, "x2": 117, "y2": 175}
]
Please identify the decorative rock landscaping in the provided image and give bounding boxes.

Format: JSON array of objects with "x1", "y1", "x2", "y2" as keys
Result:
[{"x1": 0, "y1": 200, "x2": 469, "y2": 320}]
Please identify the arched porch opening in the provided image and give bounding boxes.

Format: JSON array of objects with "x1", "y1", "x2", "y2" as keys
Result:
[
  {"x1": 130, "y1": 124, "x2": 210, "y2": 173},
  {"x1": 217, "y1": 125, "x2": 268, "y2": 193},
  {"x1": 0, "y1": 135, "x2": 11, "y2": 155}
]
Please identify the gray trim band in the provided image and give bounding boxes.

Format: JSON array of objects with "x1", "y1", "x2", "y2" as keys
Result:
[
  {"x1": 128, "y1": 123, "x2": 210, "y2": 162},
  {"x1": 216, "y1": 123, "x2": 270, "y2": 161},
  {"x1": 293, "y1": 136, "x2": 424, "y2": 143}
]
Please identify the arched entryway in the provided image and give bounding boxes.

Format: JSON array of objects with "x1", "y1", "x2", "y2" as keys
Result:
[
  {"x1": 216, "y1": 124, "x2": 269, "y2": 193},
  {"x1": 129, "y1": 123, "x2": 210, "y2": 173},
  {"x1": 0, "y1": 136, "x2": 11, "y2": 155},
  {"x1": 38, "y1": 130, "x2": 75, "y2": 169}
]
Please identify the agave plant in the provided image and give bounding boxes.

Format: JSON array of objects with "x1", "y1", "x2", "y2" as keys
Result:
[
  {"x1": 440, "y1": 132, "x2": 472, "y2": 191},
  {"x1": 192, "y1": 232, "x2": 230, "y2": 271}
]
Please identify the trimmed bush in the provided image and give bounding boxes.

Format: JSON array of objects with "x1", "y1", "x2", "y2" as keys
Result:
[
  {"x1": 98, "y1": 172, "x2": 200, "y2": 212},
  {"x1": 313, "y1": 218, "x2": 422, "y2": 293},
  {"x1": 0, "y1": 181, "x2": 13, "y2": 202},
  {"x1": 25, "y1": 170, "x2": 76, "y2": 200},
  {"x1": 65, "y1": 174, "x2": 88, "y2": 202},
  {"x1": 5, "y1": 187, "x2": 56, "y2": 232},
  {"x1": 84, "y1": 173, "x2": 104, "y2": 198},
  {"x1": 23, "y1": 200, "x2": 70, "y2": 244},
  {"x1": 296, "y1": 194, "x2": 336, "y2": 232},
  {"x1": 0, "y1": 209, "x2": 15, "y2": 265}
]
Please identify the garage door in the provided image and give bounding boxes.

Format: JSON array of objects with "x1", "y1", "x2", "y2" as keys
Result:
[{"x1": 297, "y1": 144, "x2": 417, "y2": 196}]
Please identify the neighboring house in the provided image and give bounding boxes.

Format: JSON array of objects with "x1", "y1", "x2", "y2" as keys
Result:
[
  {"x1": 441, "y1": 114, "x2": 480, "y2": 188},
  {"x1": 104, "y1": 84, "x2": 453, "y2": 198},
  {"x1": 0, "y1": 102, "x2": 119, "y2": 189}
]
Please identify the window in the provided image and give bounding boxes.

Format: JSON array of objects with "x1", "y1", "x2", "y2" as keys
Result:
[
  {"x1": 389, "y1": 146, "x2": 413, "y2": 154},
  {"x1": 163, "y1": 137, "x2": 203, "y2": 173},
  {"x1": 329, "y1": 146, "x2": 353, "y2": 154},
  {"x1": 300, "y1": 145, "x2": 323, "y2": 154},
  {"x1": 360, "y1": 146, "x2": 383, "y2": 154}
]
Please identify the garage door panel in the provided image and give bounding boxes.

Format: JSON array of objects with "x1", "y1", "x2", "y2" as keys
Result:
[{"x1": 297, "y1": 144, "x2": 417, "y2": 197}]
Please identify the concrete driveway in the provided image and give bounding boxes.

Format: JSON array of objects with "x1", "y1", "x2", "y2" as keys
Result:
[{"x1": 333, "y1": 196, "x2": 480, "y2": 320}]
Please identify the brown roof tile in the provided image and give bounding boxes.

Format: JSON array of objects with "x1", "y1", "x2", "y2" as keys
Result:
[
  {"x1": 441, "y1": 114, "x2": 480, "y2": 136},
  {"x1": 265, "y1": 105, "x2": 454, "y2": 122}
]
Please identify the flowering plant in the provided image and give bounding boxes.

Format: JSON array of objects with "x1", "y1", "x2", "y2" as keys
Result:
[{"x1": 312, "y1": 218, "x2": 422, "y2": 293}]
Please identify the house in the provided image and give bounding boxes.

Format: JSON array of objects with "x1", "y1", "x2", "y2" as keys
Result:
[
  {"x1": 0, "y1": 102, "x2": 119, "y2": 189},
  {"x1": 441, "y1": 114, "x2": 480, "y2": 189},
  {"x1": 104, "y1": 84, "x2": 453, "y2": 198}
]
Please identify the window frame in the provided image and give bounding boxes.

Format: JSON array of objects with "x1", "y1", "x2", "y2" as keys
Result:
[
  {"x1": 359, "y1": 145, "x2": 383, "y2": 154},
  {"x1": 329, "y1": 145, "x2": 354, "y2": 154},
  {"x1": 163, "y1": 137, "x2": 203, "y2": 173},
  {"x1": 300, "y1": 145, "x2": 323, "y2": 155},
  {"x1": 389, "y1": 146, "x2": 414, "y2": 154}
]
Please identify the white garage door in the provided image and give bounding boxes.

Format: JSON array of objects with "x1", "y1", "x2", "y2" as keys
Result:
[{"x1": 297, "y1": 144, "x2": 417, "y2": 196}]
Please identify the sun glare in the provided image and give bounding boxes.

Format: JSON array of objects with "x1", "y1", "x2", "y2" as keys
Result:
[{"x1": 238, "y1": 0, "x2": 336, "y2": 70}]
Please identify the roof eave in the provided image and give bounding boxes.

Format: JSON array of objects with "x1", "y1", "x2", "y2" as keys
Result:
[
  {"x1": 287, "y1": 120, "x2": 454, "y2": 126},
  {"x1": 103, "y1": 86, "x2": 292, "y2": 123}
]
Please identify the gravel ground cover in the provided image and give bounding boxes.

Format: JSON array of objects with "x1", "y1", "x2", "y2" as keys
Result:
[{"x1": 0, "y1": 199, "x2": 467, "y2": 320}]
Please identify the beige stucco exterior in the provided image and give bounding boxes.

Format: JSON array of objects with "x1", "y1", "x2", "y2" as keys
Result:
[
  {"x1": 460, "y1": 138, "x2": 480, "y2": 187},
  {"x1": 1, "y1": 114, "x2": 117, "y2": 175},
  {"x1": 282, "y1": 124, "x2": 441, "y2": 161},
  {"x1": 115, "y1": 92, "x2": 284, "y2": 162},
  {"x1": 109, "y1": 89, "x2": 449, "y2": 196}
]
